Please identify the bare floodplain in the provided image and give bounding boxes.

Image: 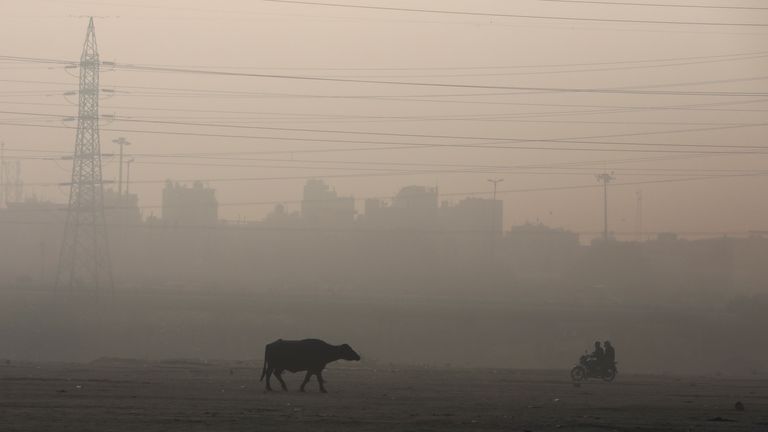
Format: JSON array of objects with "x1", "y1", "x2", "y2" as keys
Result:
[{"x1": 0, "y1": 361, "x2": 765, "y2": 431}]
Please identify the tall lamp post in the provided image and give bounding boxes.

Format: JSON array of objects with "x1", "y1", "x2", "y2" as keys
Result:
[
  {"x1": 125, "y1": 157, "x2": 134, "y2": 195},
  {"x1": 486, "y1": 178, "x2": 504, "y2": 255},
  {"x1": 112, "y1": 137, "x2": 130, "y2": 195},
  {"x1": 487, "y1": 178, "x2": 503, "y2": 200},
  {"x1": 596, "y1": 172, "x2": 615, "y2": 241}
]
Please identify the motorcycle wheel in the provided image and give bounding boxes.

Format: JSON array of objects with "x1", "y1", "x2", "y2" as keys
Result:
[
  {"x1": 570, "y1": 366, "x2": 586, "y2": 382},
  {"x1": 602, "y1": 367, "x2": 617, "y2": 382}
]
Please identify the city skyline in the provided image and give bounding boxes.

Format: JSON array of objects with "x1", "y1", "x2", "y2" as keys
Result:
[{"x1": 0, "y1": 1, "x2": 766, "y2": 237}]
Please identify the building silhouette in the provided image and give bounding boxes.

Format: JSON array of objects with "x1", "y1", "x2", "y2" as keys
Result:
[
  {"x1": 103, "y1": 188, "x2": 141, "y2": 226},
  {"x1": 301, "y1": 179, "x2": 355, "y2": 227},
  {"x1": 441, "y1": 197, "x2": 503, "y2": 234},
  {"x1": 362, "y1": 185, "x2": 439, "y2": 230},
  {"x1": 161, "y1": 180, "x2": 217, "y2": 226}
]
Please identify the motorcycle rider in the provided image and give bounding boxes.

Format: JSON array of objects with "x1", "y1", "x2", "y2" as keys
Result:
[
  {"x1": 589, "y1": 341, "x2": 604, "y2": 369},
  {"x1": 572, "y1": 340, "x2": 618, "y2": 382}
]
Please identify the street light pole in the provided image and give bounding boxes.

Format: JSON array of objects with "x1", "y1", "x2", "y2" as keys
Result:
[
  {"x1": 486, "y1": 178, "x2": 504, "y2": 254},
  {"x1": 112, "y1": 137, "x2": 130, "y2": 195},
  {"x1": 596, "y1": 172, "x2": 615, "y2": 241},
  {"x1": 487, "y1": 178, "x2": 503, "y2": 201},
  {"x1": 125, "y1": 157, "x2": 134, "y2": 194},
  {"x1": 0, "y1": 140, "x2": 4, "y2": 207}
]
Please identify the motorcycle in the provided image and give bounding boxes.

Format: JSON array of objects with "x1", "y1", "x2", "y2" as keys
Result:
[{"x1": 570, "y1": 354, "x2": 617, "y2": 382}]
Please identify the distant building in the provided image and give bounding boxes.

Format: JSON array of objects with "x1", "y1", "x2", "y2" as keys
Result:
[
  {"x1": 103, "y1": 188, "x2": 141, "y2": 226},
  {"x1": 502, "y1": 223, "x2": 582, "y2": 280},
  {"x1": 656, "y1": 232, "x2": 679, "y2": 242},
  {"x1": 505, "y1": 223, "x2": 580, "y2": 249},
  {"x1": 362, "y1": 185, "x2": 438, "y2": 230},
  {"x1": 0, "y1": 198, "x2": 66, "y2": 284},
  {"x1": 0, "y1": 198, "x2": 66, "y2": 225},
  {"x1": 262, "y1": 203, "x2": 302, "y2": 228},
  {"x1": 441, "y1": 197, "x2": 503, "y2": 234},
  {"x1": 392, "y1": 185, "x2": 438, "y2": 210},
  {"x1": 161, "y1": 180, "x2": 218, "y2": 226},
  {"x1": 301, "y1": 179, "x2": 355, "y2": 227}
]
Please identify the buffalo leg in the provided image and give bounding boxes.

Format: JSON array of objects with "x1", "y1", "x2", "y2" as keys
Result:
[
  {"x1": 316, "y1": 370, "x2": 327, "y2": 393},
  {"x1": 299, "y1": 371, "x2": 312, "y2": 392},
  {"x1": 274, "y1": 369, "x2": 288, "y2": 391},
  {"x1": 264, "y1": 367, "x2": 274, "y2": 391}
]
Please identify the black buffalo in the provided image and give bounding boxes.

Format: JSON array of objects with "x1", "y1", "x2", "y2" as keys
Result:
[{"x1": 260, "y1": 339, "x2": 360, "y2": 393}]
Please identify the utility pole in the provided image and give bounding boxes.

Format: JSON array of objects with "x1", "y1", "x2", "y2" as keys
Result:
[
  {"x1": 487, "y1": 178, "x2": 503, "y2": 201},
  {"x1": 56, "y1": 18, "x2": 114, "y2": 292},
  {"x1": 112, "y1": 137, "x2": 130, "y2": 195},
  {"x1": 12, "y1": 160, "x2": 22, "y2": 203},
  {"x1": 635, "y1": 190, "x2": 643, "y2": 242},
  {"x1": 125, "y1": 157, "x2": 134, "y2": 194},
  {"x1": 0, "y1": 140, "x2": 4, "y2": 207},
  {"x1": 596, "y1": 172, "x2": 615, "y2": 241},
  {"x1": 486, "y1": 178, "x2": 504, "y2": 259}
]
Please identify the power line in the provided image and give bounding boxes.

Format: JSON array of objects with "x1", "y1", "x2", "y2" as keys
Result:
[
  {"x1": 95, "y1": 115, "x2": 764, "y2": 128},
  {"x1": 4, "y1": 87, "x2": 768, "y2": 122},
  {"x1": 118, "y1": 152, "x2": 722, "y2": 170},
  {"x1": 98, "y1": 114, "x2": 767, "y2": 128},
  {"x1": 4, "y1": 49, "x2": 768, "y2": 72},
  {"x1": 0, "y1": 55, "x2": 71, "y2": 66},
  {"x1": 6, "y1": 146, "x2": 761, "y2": 175},
  {"x1": 15, "y1": 156, "x2": 768, "y2": 188},
  {"x1": 4, "y1": 108, "x2": 768, "y2": 145},
  {"x1": 91, "y1": 73, "x2": 768, "y2": 98},
  {"x1": 7, "y1": 54, "x2": 739, "y2": 97},
  {"x1": 113, "y1": 53, "x2": 768, "y2": 79},
  {"x1": 106, "y1": 159, "x2": 765, "y2": 178},
  {"x1": 119, "y1": 157, "x2": 768, "y2": 175},
  {"x1": 538, "y1": 0, "x2": 768, "y2": 11},
  {"x1": 3, "y1": 98, "x2": 767, "y2": 126},
  {"x1": 108, "y1": 62, "x2": 768, "y2": 97},
  {"x1": 7, "y1": 97, "x2": 768, "y2": 123},
  {"x1": 263, "y1": 0, "x2": 768, "y2": 27},
  {"x1": 111, "y1": 50, "x2": 768, "y2": 71},
  {"x1": 6, "y1": 67, "x2": 768, "y2": 102},
  {"x1": 6, "y1": 146, "x2": 727, "y2": 175},
  {"x1": 380, "y1": 94, "x2": 768, "y2": 111},
  {"x1": 3, "y1": 119, "x2": 768, "y2": 156},
  {"x1": 287, "y1": 56, "x2": 768, "y2": 78},
  {"x1": 146, "y1": 117, "x2": 768, "y2": 146}
]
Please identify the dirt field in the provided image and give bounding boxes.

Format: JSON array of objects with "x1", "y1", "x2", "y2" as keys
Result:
[{"x1": 0, "y1": 361, "x2": 766, "y2": 431}]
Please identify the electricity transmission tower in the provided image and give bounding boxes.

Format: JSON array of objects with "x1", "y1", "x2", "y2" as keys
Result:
[
  {"x1": 596, "y1": 172, "x2": 615, "y2": 241},
  {"x1": 55, "y1": 18, "x2": 114, "y2": 291}
]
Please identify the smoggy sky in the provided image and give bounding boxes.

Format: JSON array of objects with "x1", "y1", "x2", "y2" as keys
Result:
[{"x1": 1, "y1": 0, "x2": 767, "y2": 238}]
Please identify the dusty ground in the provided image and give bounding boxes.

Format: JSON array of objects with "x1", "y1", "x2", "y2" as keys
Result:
[{"x1": 0, "y1": 361, "x2": 766, "y2": 431}]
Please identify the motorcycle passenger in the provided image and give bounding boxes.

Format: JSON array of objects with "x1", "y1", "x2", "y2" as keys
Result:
[{"x1": 603, "y1": 341, "x2": 615, "y2": 369}]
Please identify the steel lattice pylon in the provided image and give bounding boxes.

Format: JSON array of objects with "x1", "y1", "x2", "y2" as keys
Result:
[{"x1": 55, "y1": 18, "x2": 114, "y2": 291}]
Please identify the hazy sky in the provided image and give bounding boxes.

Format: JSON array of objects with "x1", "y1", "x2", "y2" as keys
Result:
[{"x1": 1, "y1": 0, "x2": 767, "y2": 237}]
